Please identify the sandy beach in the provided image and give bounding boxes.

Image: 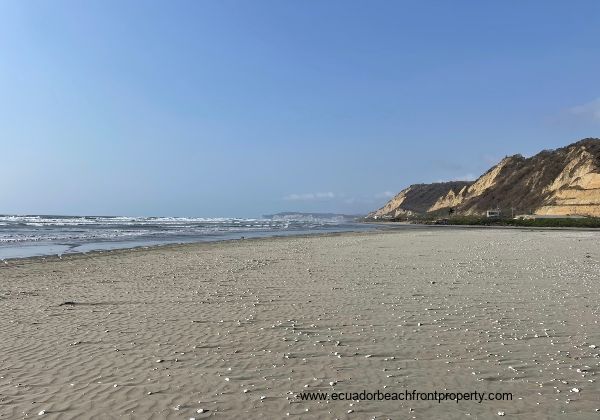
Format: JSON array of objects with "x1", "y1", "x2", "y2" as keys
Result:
[{"x1": 1, "y1": 228, "x2": 599, "y2": 419}]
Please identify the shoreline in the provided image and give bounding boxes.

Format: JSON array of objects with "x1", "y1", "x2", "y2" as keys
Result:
[
  {"x1": 0, "y1": 228, "x2": 377, "y2": 266},
  {"x1": 0, "y1": 223, "x2": 376, "y2": 263},
  {"x1": 5, "y1": 222, "x2": 600, "y2": 265}
]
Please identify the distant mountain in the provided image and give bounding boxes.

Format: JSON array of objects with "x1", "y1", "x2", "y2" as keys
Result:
[
  {"x1": 263, "y1": 212, "x2": 361, "y2": 222},
  {"x1": 369, "y1": 138, "x2": 600, "y2": 219}
]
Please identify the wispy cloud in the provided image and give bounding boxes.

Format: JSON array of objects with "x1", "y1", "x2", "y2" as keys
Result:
[
  {"x1": 567, "y1": 98, "x2": 600, "y2": 122},
  {"x1": 432, "y1": 160, "x2": 465, "y2": 172},
  {"x1": 283, "y1": 192, "x2": 336, "y2": 201},
  {"x1": 374, "y1": 191, "x2": 395, "y2": 199},
  {"x1": 454, "y1": 173, "x2": 476, "y2": 181},
  {"x1": 482, "y1": 154, "x2": 500, "y2": 166},
  {"x1": 436, "y1": 173, "x2": 477, "y2": 182}
]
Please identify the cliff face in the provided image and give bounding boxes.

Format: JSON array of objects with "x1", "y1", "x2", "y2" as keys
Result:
[
  {"x1": 368, "y1": 182, "x2": 473, "y2": 219},
  {"x1": 370, "y1": 138, "x2": 600, "y2": 218}
]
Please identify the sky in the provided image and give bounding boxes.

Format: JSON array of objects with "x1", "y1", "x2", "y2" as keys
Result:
[{"x1": 1, "y1": 1, "x2": 599, "y2": 217}]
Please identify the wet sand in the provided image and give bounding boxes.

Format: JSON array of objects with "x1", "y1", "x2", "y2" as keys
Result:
[{"x1": 1, "y1": 229, "x2": 599, "y2": 419}]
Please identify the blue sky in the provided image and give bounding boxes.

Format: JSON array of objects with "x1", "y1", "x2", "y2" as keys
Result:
[{"x1": 1, "y1": 1, "x2": 599, "y2": 217}]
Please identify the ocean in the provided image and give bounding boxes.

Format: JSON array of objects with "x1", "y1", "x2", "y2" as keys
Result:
[{"x1": 0, "y1": 214, "x2": 373, "y2": 259}]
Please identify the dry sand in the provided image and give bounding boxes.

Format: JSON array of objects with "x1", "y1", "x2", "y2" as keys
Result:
[{"x1": 1, "y1": 228, "x2": 599, "y2": 419}]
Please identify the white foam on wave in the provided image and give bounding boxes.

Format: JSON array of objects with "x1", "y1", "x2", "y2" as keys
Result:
[
  {"x1": 0, "y1": 214, "x2": 348, "y2": 246},
  {"x1": 0, "y1": 215, "x2": 270, "y2": 227}
]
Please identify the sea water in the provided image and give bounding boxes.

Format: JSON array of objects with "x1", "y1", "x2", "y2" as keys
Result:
[{"x1": 0, "y1": 215, "x2": 373, "y2": 259}]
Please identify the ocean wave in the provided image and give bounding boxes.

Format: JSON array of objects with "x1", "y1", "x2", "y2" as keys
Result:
[
  {"x1": 0, "y1": 215, "x2": 348, "y2": 244},
  {"x1": 0, "y1": 215, "x2": 266, "y2": 226},
  {"x1": 0, "y1": 214, "x2": 357, "y2": 249}
]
